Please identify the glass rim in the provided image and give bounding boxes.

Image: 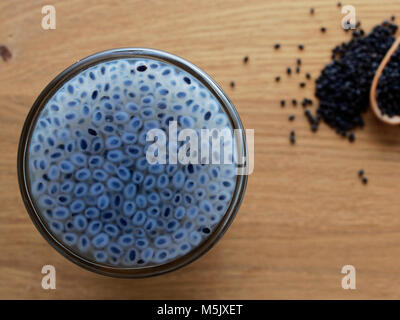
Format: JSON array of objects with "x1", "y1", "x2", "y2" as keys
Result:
[{"x1": 17, "y1": 48, "x2": 248, "y2": 278}]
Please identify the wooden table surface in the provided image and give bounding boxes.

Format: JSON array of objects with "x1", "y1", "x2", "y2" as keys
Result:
[{"x1": 1, "y1": 0, "x2": 400, "y2": 300}]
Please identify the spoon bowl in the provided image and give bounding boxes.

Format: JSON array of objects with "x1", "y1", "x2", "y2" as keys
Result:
[{"x1": 370, "y1": 36, "x2": 400, "y2": 125}]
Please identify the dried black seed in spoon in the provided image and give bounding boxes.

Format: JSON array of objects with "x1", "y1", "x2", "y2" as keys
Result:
[
  {"x1": 315, "y1": 21, "x2": 398, "y2": 134},
  {"x1": 377, "y1": 45, "x2": 400, "y2": 117}
]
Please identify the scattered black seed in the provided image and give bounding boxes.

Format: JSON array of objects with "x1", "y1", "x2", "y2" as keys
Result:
[
  {"x1": 310, "y1": 8, "x2": 315, "y2": 15},
  {"x1": 377, "y1": 44, "x2": 400, "y2": 117},
  {"x1": 298, "y1": 44, "x2": 304, "y2": 50},
  {"x1": 280, "y1": 100, "x2": 286, "y2": 107},
  {"x1": 275, "y1": 76, "x2": 281, "y2": 82},
  {"x1": 358, "y1": 169, "x2": 364, "y2": 177},
  {"x1": 304, "y1": 109, "x2": 316, "y2": 125},
  {"x1": 316, "y1": 21, "x2": 398, "y2": 134},
  {"x1": 311, "y1": 124, "x2": 319, "y2": 132},
  {"x1": 292, "y1": 99, "x2": 297, "y2": 107},
  {"x1": 296, "y1": 66, "x2": 301, "y2": 73},
  {"x1": 337, "y1": 2, "x2": 342, "y2": 7},
  {"x1": 391, "y1": 15, "x2": 396, "y2": 22},
  {"x1": 289, "y1": 114, "x2": 295, "y2": 121},
  {"x1": 362, "y1": 177, "x2": 368, "y2": 185},
  {"x1": 274, "y1": 43, "x2": 281, "y2": 49},
  {"x1": 0, "y1": 45, "x2": 12, "y2": 62},
  {"x1": 230, "y1": 81, "x2": 235, "y2": 88},
  {"x1": 306, "y1": 73, "x2": 311, "y2": 79},
  {"x1": 290, "y1": 130, "x2": 296, "y2": 144},
  {"x1": 300, "y1": 82, "x2": 306, "y2": 88},
  {"x1": 297, "y1": 58, "x2": 302, "y2": 65},
  {"x1": 348, "y1": 132, "x2": 355, "y2": 142},
  {"x1": 321, "y1": 27, "x2": 326, "y2": 33},
  {"x1": 243, "y1": 56, "x2": 249, "y2": 64},
  {"x1": 287, "y1": 67, "x2": 292, "y2": 75}
]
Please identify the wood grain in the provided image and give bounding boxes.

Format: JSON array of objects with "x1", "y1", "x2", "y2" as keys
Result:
[{"x1": 1, "y1": 0, "x2": 400, "y2": 299}]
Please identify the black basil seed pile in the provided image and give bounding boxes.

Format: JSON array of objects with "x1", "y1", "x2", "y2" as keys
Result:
[
  {"x1": 314, "y1": 21, "x2": 398, "y2": 135},
  {"x1": 377, "y1": 46, "x2": 400, "y2": 117}
]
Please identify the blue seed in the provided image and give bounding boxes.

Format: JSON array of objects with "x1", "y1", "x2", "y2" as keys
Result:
[
  {"x1": 172, "y1": 228, "x2": 188, "y2": 242},
  {"x1": 94, "y1": 250, "x2": 108, "y2": 263},
  {"x1": 106, "y1": 177, "x2": 123, "y2": 192},
  {"x1": 135, "y1": 194, "x2": 147, "y2": 209},
  {"x1": 75, "y1": 168, "x2": 91, "y2": 181},
  {"x1": 186, "y1": 206, "x2": 199, "y2": 219},
  {"x1": 92, "y1": 232, "x2": 110, "y2": 249},
  {"x1": 122, "y1": 200, "x2": 136, "y2": 217},
  {"x1": 104, "y1": 223, "x2": 119, "y2": 237},
  {"x1": 154, "y1": 235, "x2": 171, "y2": 249},
  {"x1": 39, "y1": 195, "x2": 55, "y2": 209},
  {"x1": 105, "y1": 135, "x2": 122, "y2": 149},
  {"x1": 70, "y1": 199, "x2": 85, "y2": 213},
  {"x1": 107, "y1": 149, "x2": 124, "y2": 162},
  {"x1": 132, "y1": 171, "x2": 144, "y2": 184},
  {"x1": 116, "y1": 165, "x2": 131, "y2": 181},
  {"x1": 160, "y1": 188, "x2": 173, "y2": 201},
  {"x1": 73, "y1": 182, "x2": 88, "y2": 197},
  {"x1": 71, "y1": 153, "x2": 87, "y2": 167},
  {"x1": 87, "y1": 220, "x2": 102, "y2": 236},
  {"x1": 56, "y1": 194, "x2": 71, "y2": 205},
  {"x1": 121, "y1": 132, "x2": 138, "y2": 144},
  {"x1": 88, "y1": 155, "x2": 104, "y2": 168},
  {"x1": 118, "y1": 234, "x2": 134, "y2": 247},
  {"x1": 123, "y1": 183, "x2": 137, "y2": 199},
  {"x1": 47, "y1": 165, "x2": 60, "y2": 180},
  {"x1": 92, "y1": 169, "x2": 108, "y2": 181},
  {"x1": 49, "y1": 221, "x2": 64, "y2": 234},
  {"x1": 147, "y1": 192, "x2": 161, "y2": 205},
  {"x1": 146, "y1": 205, "x2": 160, "y2": 217},
  {"x1": 101, "y1": 210, "x2": 116, "y2": 222},
  {"x1": 97, "y1": 194, "x2": 110, "y2": 210},
  {"x1": 141, "y1": 247, "x2": 154, "y2": 262},
  {"x1": 60, "y1": 180, "x2": 74, "y2": 193},
  {"x1": 172, "y1": 170, "x2": 185, "y2": 189},
  {"x1": 73, "y1": 215, "x2": 88, "y2": 231},
  {"x1": 135, "y1": 238, "x2": 149, "y2": 249},
  {"x1": 144, "y1": 218, "x2": 157, "y2": 232},
  {"x1": 84, "y1": 207, "x2": 100, "y2": 219},
  {"x1": 107, "y1": 243, "x2": 123, "y2": 257},
  {"x1": 89, "y1": 182, "x2": 105, "y2": 196},
  {"x1": 53, "y1": 206, "x2": 70, "y2": 220},
  {"x1": 62, "y1": 233, "x2": 78, "y2": 246},
  {"x1": 59, "y1": 160, "x2": 75, "y2": 174},
  {"x1": 131, "y1": 210, "x2": 147, "y2": 226},
  {"x1": 78, "y1": 235, "x2": 91, "y2": 252},
  {"x1": 174, "y1": 206, "x2": 186, "y2": 220}
]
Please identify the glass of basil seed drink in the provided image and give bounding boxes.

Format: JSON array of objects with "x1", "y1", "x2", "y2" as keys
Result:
[{"x1": 18, "y1": 48, "x2": 247, "y2": 277}]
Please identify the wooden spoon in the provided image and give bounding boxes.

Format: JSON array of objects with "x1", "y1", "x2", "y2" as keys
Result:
[{"x1": 370, "y1": 37, "x2": 400, "y2": 125}]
